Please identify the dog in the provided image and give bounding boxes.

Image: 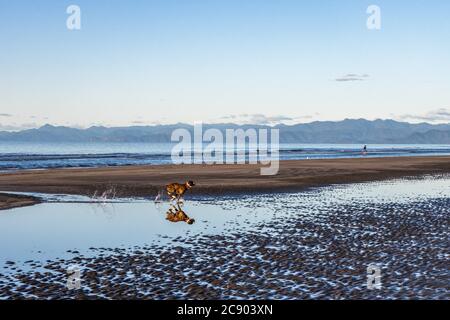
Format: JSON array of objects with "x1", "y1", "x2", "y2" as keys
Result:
[
  {"x1": 165, "y1": 204, "x2": 195, "y2": 224},
  {"x1": 165, "y1": 181, "x2": 195, "y2": 202}
]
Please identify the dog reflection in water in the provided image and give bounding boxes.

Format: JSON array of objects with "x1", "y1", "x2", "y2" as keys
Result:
[{"x1": 166, "y1": 203, "x2": 195, "y2": 225}]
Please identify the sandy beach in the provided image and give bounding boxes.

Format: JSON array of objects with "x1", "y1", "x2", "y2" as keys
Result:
[{"x1": 0, "y1": 156, "x2": 449, "y2": 202}]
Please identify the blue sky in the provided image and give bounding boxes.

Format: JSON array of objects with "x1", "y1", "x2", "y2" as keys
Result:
[{"x1": 0, "y1": 0, "x2": 449, "y2": 130}]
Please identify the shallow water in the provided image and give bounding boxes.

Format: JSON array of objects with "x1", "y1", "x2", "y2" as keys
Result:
[
  {"x1": 0, "y1": 200, "x2": 274, "y2": 270},
  {"x1": 1, "y1": 142, "x2": 450, "y2": 170},
  {"x1": 0, "y1": 175, "x2": 449, "y2": 299}
]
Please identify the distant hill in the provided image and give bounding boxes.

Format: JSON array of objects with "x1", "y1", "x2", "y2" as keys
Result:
[
  {"x1": 400, "y1": 129, "x2": 450, "y2": 144},
  {"x1": 276, "y1": 119, "x2": 450, "y2": 143},
  {"x1": 0, "y1": 119, "x2": 449, "y2": 144}
]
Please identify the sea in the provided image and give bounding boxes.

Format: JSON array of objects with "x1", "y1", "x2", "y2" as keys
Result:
[{"x1": 0, "y1": 142, "x2": 449, "y2": 171}]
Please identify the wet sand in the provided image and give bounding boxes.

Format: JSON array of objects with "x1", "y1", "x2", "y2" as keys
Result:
[
  {"x1": 0, "y1": 156, "x2": 449, "y2": 200},
  {"x1": 0, "y1": 194, "x2": 40, "y2": 211},
  {"x1": 0, "y1": 178, "x2": 448, "y2": 299}
]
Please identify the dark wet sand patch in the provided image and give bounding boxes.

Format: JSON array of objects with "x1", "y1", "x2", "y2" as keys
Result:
[
  {"x1": 1, "y1": 195, "x2": 448, "y2": 300},
  {"x1": 0, "y1": 194, "x2": 41, "y2": 211}
]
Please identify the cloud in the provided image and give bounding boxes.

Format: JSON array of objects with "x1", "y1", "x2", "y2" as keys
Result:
[
  {"x1": 397, "y1": 108, "x2": 450, "y2": 123},
  {"x1": 217, "y1": 114, "x2": 312, "y2": 125},
  {"x1": 335, "y1": 74, "x2": 370, "y2": 82},
  {"x1": 0, "y1": 113, "x2": 12, "y2": 117},
  {"x1": 0, "y1": 122, "x2": 39, "y2": 131},
  {"x1": 219, "y1": 114, "x2": 292, "y2": 125},
  {"x1": 132, "y1": 120, "x2": 162, "y2": 125}
]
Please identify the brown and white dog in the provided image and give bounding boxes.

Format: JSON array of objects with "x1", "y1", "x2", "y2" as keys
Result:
[{"x1": 165, "y1": 180, "x2": 195, "y2": 202}]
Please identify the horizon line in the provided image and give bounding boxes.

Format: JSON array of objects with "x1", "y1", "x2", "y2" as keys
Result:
[{"x1": 1, "y1": 117, "x2": 450, "y2": 133}]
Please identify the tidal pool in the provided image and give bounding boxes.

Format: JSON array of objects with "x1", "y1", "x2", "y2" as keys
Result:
[
  {"x1": 0, "y1": 175, "x2": 449, "y2": 299},
  {"x1": 0, "y1": 199, "x2": 276, "y2": 270}
]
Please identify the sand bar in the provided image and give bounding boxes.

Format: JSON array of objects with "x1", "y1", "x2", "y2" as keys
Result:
[
  {"x1": 0, "y1": 156, "x2": 449, "y2": 202},
  {"x1": 0, "y1": 193, "x2": 40, "y2": 211}
]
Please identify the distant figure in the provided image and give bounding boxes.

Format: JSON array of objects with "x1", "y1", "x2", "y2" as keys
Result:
[
  {"x1": 166, "y1": 181, "x2": 195, "y2": 202},
  {"x1": 166, "y1": 204, "x2": 195, "y2": 224},
  {"x1": 362, "y1": 145, "x2": 368, "y2": 155}
]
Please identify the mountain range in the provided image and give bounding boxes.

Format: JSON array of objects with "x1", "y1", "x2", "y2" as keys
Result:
[{"x1": 0, "y1": 119, "x2": 449, "y2": 144}]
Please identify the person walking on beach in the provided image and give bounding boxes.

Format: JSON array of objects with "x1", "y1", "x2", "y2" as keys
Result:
[{"x1": 362, "y1": 145, "x2": 367, "y2": 155}]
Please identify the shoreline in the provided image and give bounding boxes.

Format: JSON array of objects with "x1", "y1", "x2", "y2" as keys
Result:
[{"x1": 0, "y1": 156, "x2": 449, "y2": 210}]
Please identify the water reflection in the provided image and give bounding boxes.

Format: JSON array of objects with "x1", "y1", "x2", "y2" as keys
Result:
[
  {"x1": 1, "y1": 175, "x2": 448, "y2": 270},
  {"x1": 165, "y1": 203, "x2": 195, "y2": 225}
]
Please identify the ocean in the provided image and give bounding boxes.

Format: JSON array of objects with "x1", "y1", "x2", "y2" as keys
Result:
[{"x1": 0, "y1": 142, "x2": 449, "y2": 170}]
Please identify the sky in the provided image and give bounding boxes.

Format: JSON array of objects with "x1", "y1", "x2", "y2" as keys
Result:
[{"x1": 0, "y1": 0, "x2": 449, "y2": 130}]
